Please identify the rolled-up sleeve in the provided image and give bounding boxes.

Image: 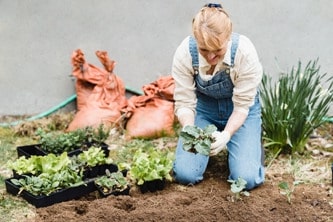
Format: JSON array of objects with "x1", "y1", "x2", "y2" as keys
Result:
[
  {"x1": 171, "y1": 37, "x2": 197, "y2": 117},
  {"x1": 231, "y1": 35, "x2": 263, "y2": 115}
]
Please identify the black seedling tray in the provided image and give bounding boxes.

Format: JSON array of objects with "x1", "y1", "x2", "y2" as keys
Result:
[
  {"x1": 83, "y1": 163, "x2": 118, "y2": 179},
  {"x1": 16, "y1": 142, "x2": 109, "y2": 158},
  {"x1": 16, "y1": 144, "x2": 47, "y2": 158},
  {"x1": 5, "y1": 178, "x2": 96, "y2": 208},
  {"x1": 138, "y1": 179, "x2": 166, "y2": 193}
]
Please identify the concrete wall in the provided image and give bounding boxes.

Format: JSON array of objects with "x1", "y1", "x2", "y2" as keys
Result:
[{"x1": 0, "y1": 0, "x2": 332, "y2": 116}]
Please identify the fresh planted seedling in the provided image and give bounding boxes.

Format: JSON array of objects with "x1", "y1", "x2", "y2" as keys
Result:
[
  {"x1": 278, "y1": 180, "x2": 302, "y2": 204},
  {"x1": 179, "y1": 124, "x2": 217, "y2": 156},
  {"x1": 227, "y1": 177, "x2": 250, "y2": 201}
]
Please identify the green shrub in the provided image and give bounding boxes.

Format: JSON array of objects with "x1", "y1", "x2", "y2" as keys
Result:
[{"x1": 260, "y1": 59, "x2": 333, "y2": 156}]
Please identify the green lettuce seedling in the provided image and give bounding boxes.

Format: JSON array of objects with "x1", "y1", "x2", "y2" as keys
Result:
[{"x1": 129, "y1": 146, "x2": 174, "y2": 185}]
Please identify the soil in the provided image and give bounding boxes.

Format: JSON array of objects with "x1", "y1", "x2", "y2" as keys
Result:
[
  {"x1": 34, "y1": 154, "x2": 333, "y2": 222},
  {"x1": 3, "y1": 115, "x2": 333, "y2": 222}
]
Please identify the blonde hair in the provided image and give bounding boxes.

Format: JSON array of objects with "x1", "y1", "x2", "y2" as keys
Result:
[{"x1": 192, "y1": 5, "x2": 232, "y2": 51}]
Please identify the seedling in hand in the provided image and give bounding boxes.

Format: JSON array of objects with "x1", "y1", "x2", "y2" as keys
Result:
[{"x1": 180, "y1": 125, "x2": 217, "y2": 156}]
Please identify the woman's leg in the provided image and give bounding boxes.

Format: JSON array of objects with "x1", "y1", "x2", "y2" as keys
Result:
[
  {"x1": 227, "y1": 105, "x2": 265, "y2": 190},
  {"x1": 173, "y1": 116, "x2": 211, "y2": 185}
]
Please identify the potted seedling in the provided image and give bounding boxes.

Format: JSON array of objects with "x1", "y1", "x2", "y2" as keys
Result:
[
  {"x1": 7, "y1": 155, "x2": 40, "y2": 177},
  {"x1": 77, "y1": 146, "x2": 116, "y2": 178},
  {"x1": 179, "y1": 124, "x2": 217, "y2": 156},
  {"x1": 5, "y1": 152, "x2": 98, "y2": 208},
  {"x1": 94, "y1": 170, "x2": 130, "y2": 197},
  {"x1": 36, "y1": 127, "x2": 88, "y2": 155},
  {"x1": 7, "y1": 153, "x2": 82, "y2": 195},
  {"x1": 17, "y1": 124, "x2": 110, "y2": 158},
  {"x1": 129, "y1": 146, "x2": 174, "y2": 193}
]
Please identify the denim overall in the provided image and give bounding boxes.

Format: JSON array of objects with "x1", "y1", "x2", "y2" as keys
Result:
[{"x1": 173, "y1": 33, "x2": 265, "y2": 190}]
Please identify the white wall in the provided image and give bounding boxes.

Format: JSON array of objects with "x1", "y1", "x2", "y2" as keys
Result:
[{"x1": 0, "y1": 0, "x2": 332, "y2": 116}]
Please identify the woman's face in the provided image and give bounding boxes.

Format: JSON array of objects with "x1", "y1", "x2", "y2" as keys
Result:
[{"x1": 197, "y1": 41, "x2": 228, "y2": 66}]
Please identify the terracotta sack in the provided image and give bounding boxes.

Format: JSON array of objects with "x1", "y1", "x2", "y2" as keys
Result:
[
  {"x1": 124, "y1": 75, "x2": 176, "y2": 139},
  {"x1": 67, "y1": 50, "x2": 127, "y2": 131}
]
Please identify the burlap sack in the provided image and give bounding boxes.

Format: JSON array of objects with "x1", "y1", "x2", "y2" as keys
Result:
[
  {"x1": 67, "y1": 50, "x2": 127, "y2": 131},
  {"x1": 124, "y1": 75, "x2": 176, "y2": 139}
]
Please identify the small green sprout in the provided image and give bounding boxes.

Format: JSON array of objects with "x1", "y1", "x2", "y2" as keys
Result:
[
  {"x1": 278, "y1": 180, "x2": 302, "y2": 204},
  {"x1": 227, "y1": 177, "x2": 250, "y2": 201}
]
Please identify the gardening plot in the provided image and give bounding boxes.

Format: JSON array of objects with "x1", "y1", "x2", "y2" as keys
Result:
[{"x1": 0, "y1": 115, "x2": 332, "y2": 222}]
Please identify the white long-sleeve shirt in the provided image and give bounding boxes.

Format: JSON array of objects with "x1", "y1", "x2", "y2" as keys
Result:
[{"x1": 172, "y1": 34, "x2": 263, "y2": 119}]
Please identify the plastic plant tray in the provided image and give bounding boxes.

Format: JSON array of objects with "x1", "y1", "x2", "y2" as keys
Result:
[
  {"x1": 16, "y1": 144, "x2": 47, "y2": 158},
  {"x1": 16, "y1": 142, "x2": 109, "y2": 158},
  {"x1": 5, "y1": 178, "x2": 96, "y2": 208}
]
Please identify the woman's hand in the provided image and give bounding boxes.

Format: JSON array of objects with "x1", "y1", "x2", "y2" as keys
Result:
[{"x1": 210, "y1": 130, "x2": 231, "y2": 156}]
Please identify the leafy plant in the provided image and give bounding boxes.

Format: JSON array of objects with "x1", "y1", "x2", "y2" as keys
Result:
[
  {"x1": 260, "y1": 59, "x2": 333, "y2": 155},
  {"x1": 179, "y1": 125, "x2": 217, "y2": 155},
  {"x1": 36, "y1": 128, "x2": 87, "y2": 154},
  {"x1": 11, "y1": 169, "x2": 83, "y2": 196},
  {"x1": 278, "y1": 180, "x2": 303, "y2": 204},
  {"x1": 9, "y1": 153, "x2": 83, "y2": 196},
  {"x1": 35, "y1": 125, "x2": 110, "y2": 154},
  {"x1": 83, "y1": 124, "x2": 110, "y2": 145},
  {"x1": 7, "y1": 156, "x2": 39, "y2": 175},
  {"x1": 129, "y1": 146, "x2": 174, "y2": 185},
  {"x1": 7, "y1": 152, "x2": 72, "y2": 176},
  {"x1": 227, "y1": 177, "x2": 250, "y2": 201},
  {"x1": 95, "y1": 170, "x2": 129, "y2": 194},
  {"x1": 77, "y1": 146, "x2": 112, "y2": 167}
]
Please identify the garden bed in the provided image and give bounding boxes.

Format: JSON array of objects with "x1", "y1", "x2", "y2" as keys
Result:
[
  {"x1": 0, "y1": 115, "x2": 332, "y2": 221},
  {"x1": 34, "y1": 155, "x2": 333, "y2": 222}
]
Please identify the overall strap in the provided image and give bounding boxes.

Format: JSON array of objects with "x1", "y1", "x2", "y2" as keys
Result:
[
  {"x1": 189, "y1": 32, "x2": 240, "y2": 70},
  {"x1": 189, "y1": 36, "x2": 199, "y2": 75},
  {"x1": 230, "y1": 33, "x2": 240, "y2": 67}
]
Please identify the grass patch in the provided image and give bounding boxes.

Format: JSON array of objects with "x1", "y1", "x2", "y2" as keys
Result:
[
  {"x1": 0, "y1": 191, "x2": 35, "y2": 220},
  {"x1": 0, "y1": 127, "x2": 36, "y2": 222}
]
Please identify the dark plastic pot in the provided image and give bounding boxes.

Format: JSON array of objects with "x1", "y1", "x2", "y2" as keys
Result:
[
  {"x1": 96, "y1": 185, "x2": 130, "y2": 197},
  {"x1": 16, "y1": 144, "x2": 47, "y2": 158},
  {"x1": 98, "y1": 164, "x2": 118, "y2": 176},
  {"x1": 138, "y1": 179, "x2": 166, "y2": 193},
  {"x1": 83, "y1": 163, "x2": 118, "y2": 179}
]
